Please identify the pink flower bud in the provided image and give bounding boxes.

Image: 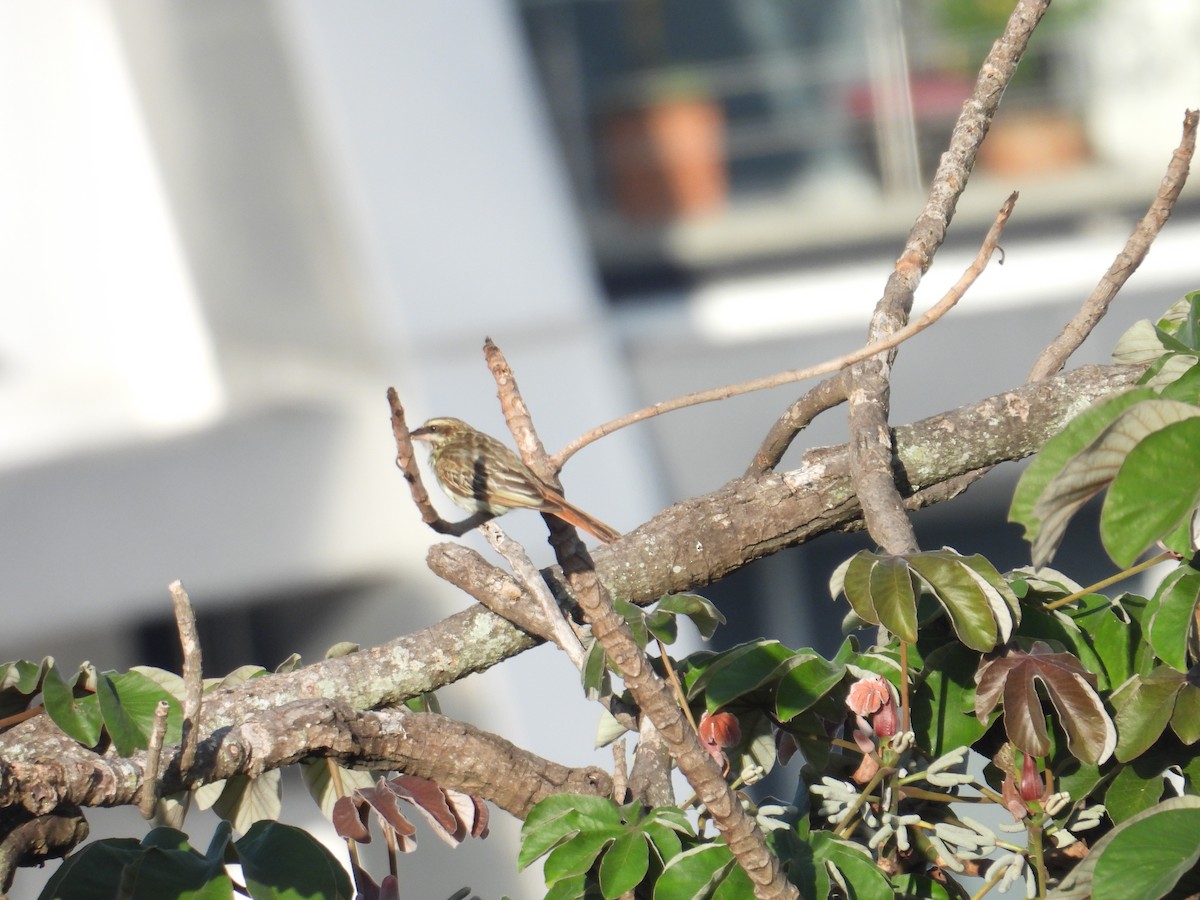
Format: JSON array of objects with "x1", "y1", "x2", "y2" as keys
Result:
[
  {"x1": 699, "y1": 711, "x2": 741, "y2": 762},
  {"x1": 872, "y1": 696, "x2": 899, "y2": 737},
  {"x1": 1020, "y1": 753, "x2": 1044, "y2": 803}
]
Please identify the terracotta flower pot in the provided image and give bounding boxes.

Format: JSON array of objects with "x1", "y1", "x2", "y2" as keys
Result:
[
  {"x1": 978, "y1": 111, "x2": 1090, "y2": 176},
  {"x1": 601, "y1": 96, "x2": 728, "y2": 222}
]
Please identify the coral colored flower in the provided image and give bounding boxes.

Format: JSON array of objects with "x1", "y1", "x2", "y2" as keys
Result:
[{"x1": 846, "y1": 676, "x2": 890, "y2": 716}]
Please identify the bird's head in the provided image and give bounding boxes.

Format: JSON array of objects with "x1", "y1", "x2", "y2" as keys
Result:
[{"x1": 410, "y1": 417, "x2": 473, "y2": 447}]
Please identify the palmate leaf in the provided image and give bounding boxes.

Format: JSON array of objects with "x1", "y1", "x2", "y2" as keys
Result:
[
  {"x1": 974, "y1": 641, "x2": 1115, "y2": 765},
  {"x1": 834, "y1": 549, "x2": 1017, "y2": 652},
  {"x1": 1028, "y1": 398, "x2": 1200, "y2": 566}
]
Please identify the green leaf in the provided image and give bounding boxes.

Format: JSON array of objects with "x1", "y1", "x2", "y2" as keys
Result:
[
  {"x1": 653, "y1": 844, "x2": 739, "y2": 899},
  {"x1": 642, "y1": 823, "x2": 683, "y2": 864},
  {"x1": 1112, "y1": 667, "x2": 1186, "y2": 762},
  {"x1": 1146, "y1": 567, "x2": 1200, "y2": 672},
  {"x1": 869, "y1": 555, "x2": 918, "y2": 644},
  {"x1": 1172, "y1": 684, "x2": 1200, "y2": 745},
  {"x1": 1159, "y1": 359, "x2": 1200, "y2": 403},
  {"x1": 645, "y1": 609, "x2": 679, "y2": 645},
  {"x1": 96, "y1": 670, "x2": 182, "y2": 757},
  {"x1": 654, "y1": 593, "x2": 726, "y2": 640},
  {"x1": 118, "y1": 846, "x2": 234, "y2": 900},
  {"x1": 1091, "y1": 802, "x2": 1200, "y2": 900},
  {"x1": 581, "y1": 639, "x2": 608, "y2": 701},
  {"x1": 544, "y1": 875, "x2": 586, "y2": 900},
  {"x1": 910, "y1": 643, "x2": 986, "y2": 757},
  {"x1": 1085, "y1": 601, "x2": 1138, "y2": 690},
  {"x1": 209, "y1": 771, "x2": 282, "y2": 834},
  {"x1": 775, "y1": 654, "x2": 845, "y2": 722},
  {"x1": 37, "y1": 838, "x2": 145, "y2": 900},
  {"x1": 908, "y1": 554, "x2": 998, "y2": 652},
  {"x1": 1102, "y1": 418, "x2": 1200, "y2": 566},
  {"x1": 0, "y1": 658, "x2": 48, "y2": 718},
  {"x1": 698, "y1": 641, "x2": 793, "y2": 710},
  {"x1": 614, "y1": 598, "x2": 648, "y2": 650},
  {"x1": 544, "y1": 831, "x2": 616, "y2": 885},
  {"x1": 889, "y1": 873, "x2": 953, "y2": 899},
  {"x1": 1105, "y1": 761, "x2": 1165, "y2": 824},
  {"x1": 839, "y1": 551, "x2": 883, "y2": 627},
  {"x1": 520, "y1": 796, "x2": 622, "y2": 870},
  {"x1": 1028, "y1": 398, "x2": 1200, "y2": 566},
  {"x1": 42, "y1": 663, "x2": 102, "y2": 747},
  {"x1": 598, "y1": 832, "x2": 649, "y2": 898},
  {"x1": 811, "y1": 832, "x2": 894, "y2": 900},
  {"x1": 1011, "y1": 388, "x2": 1157, "y2": 550},
  {"x1": 236, "y1": 820, "x2": 352, "y2": 900}
]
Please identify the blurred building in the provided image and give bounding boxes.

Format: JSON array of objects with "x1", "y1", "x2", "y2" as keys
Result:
[{"x1": 1, "y1": 1, "x2": 1197, "y2": 896}]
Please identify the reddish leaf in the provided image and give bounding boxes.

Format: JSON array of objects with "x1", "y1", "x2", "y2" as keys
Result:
[
  {"x1": 332, "y1": 795, "x2": 372, "y2": 843},
  {"x1": 387, "y1": 774, "x2": 465, "y2": 847},
  {"x1": 357, "y1": 783, "x2": 417, "y2": 839},
  {"x1": 975, "y1": 642, "x2": 1115, "y2": 765}
]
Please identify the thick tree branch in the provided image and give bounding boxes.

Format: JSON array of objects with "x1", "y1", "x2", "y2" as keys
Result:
[{"x1": 0, "y1": 704, "x2": 609, "y2": 832}]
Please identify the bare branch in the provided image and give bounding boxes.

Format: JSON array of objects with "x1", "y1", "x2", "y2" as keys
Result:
[
  {"x1": 138, "y1": 700, "x2": 170, "y2": 819},
  {"x1": 750, "y1": 373, "x2": 849, "y2": 476},
  {"x1": 845, "y1": 0, "x2": 1049, "y2": 554},
  {"x1": 848, "y1": 191, "x2": 1019, "y2": 552},
  {"x1": 388, "y1": 387, "x2": 492, "y2": 537},
  {"x1": 481, "y1": 338, "x2": 795, "y2": 895},
  {"x1": 169, "y1": 581, "x2": 203, "y2": 776},
  {"x1": 426, "y1": 542, "x2": 553, "y2": 645},
  {"x1": 482, "y1": 522, "x2": 587, "y2": 669},
  {"x1": 1028, "y1": 108, "x2": 1198, "y2": 381},
  {"x1": 551, "y1": 240, "x2": 1006, "y2": 473}
]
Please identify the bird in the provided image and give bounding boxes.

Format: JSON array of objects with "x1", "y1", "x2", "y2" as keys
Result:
[{"x1": 409, "y1": 416, "x2": 621, "y2": 544}]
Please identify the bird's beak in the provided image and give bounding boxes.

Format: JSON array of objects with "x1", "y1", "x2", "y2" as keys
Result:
[{"x1": 409, "y1": 426, "x2": 431, "y2": 442}]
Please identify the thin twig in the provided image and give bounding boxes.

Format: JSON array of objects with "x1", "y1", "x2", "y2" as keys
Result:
[
  {"x1": 612, "y1": 736, "x2": 628, "y2": 804},
  {"x1": 483, "y1": 339, "x2": 552, "y2": 479},
  {"x1": 928, "y1": 108, "x2": 1197, "y2": 503},
  {"x1": 655, "y1": 636, "x2": 697, "y2": 733},
  {"x1": 139, "y1": 699, "x2": 171, "y2": 819},
  {"x1": 169, "y1": 580, "x2": 203, "y2": 776},
  {"x1": 552, "y1": 203, "x2": 1013, "y2": 474},
  {"x1": 1043, "y1": 550, "x2": 1177, "y2": 611},
  {"x1": 1027, "y1": 108, "x2": 1198, "y2": 381},
  {"x1": 750, "y1": 373, "x2": 849, "y2": 475},
  {"x1": 387, "y1": 387, "x2": 491, "y2": 537},
  {"x1": 482, "y1": 522, "x2": 587, "y2": 669}
]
